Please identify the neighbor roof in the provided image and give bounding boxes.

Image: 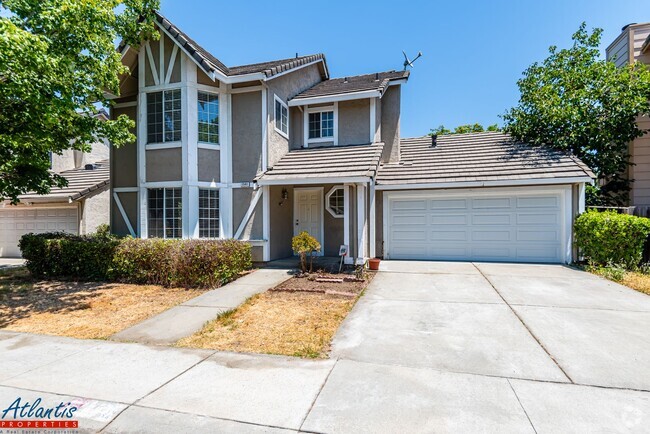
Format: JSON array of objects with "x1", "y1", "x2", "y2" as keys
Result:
[
  {"x1": 256, "y1": 144, "x2": 384, "y2": 185},
  {"x1": 19, "y1": 160, "x2": 110, "y2": 202},
  {"x1": 120, "y1": 12, "x2": 328, "y2": 81},
  {"x1": 376, "y1": 132, "x2": 595, "y2": 187},
  {"x1": 290, "y1": 70, "x2": 409, "y2": 102}
]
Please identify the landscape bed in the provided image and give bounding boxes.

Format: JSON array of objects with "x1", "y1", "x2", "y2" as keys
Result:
[
  {"x1": 0, "y1": 267, "x2": 204, "y2": 339},
  {"x1": 177, "y1": 271, "x2": 375, "y2": 358}
]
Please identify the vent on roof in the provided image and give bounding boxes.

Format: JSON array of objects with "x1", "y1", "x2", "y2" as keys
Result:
[
  {"x1": 344, "y1": 77, "x2": 348, "y2": 83},
  {"x1": 374, "y1": 73, "x2": 379, "y2": 81},
  {"x1": 84, "y1": 164, "x2": 96, "y2": 170},
  {"x1": 431, "y1": 134, "x2": 437, "y2": 147}
]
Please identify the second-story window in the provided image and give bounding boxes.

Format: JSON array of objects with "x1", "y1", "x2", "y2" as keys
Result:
[
  {"x1": 147, "y1": 89, "x2": 181, "y2": 143},
  {"x1": 198, "y1": 91, "x2": 219, "y2": 144},
  {"x1": 274, "y1": 95, "x2": 289, "y2": 138},
  {"x1": 308, "y1": 110, "x2": 334, "y2": 139}
]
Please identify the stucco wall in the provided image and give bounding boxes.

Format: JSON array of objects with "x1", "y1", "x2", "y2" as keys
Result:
[
  {"x1": 338, "y1": 99, "x2": 371, "y2": 146},
  {"x1": 80, "y1": 188, "x2": 110, "y2": 234},
  {"x1": 266, "y1": 63, "x2": 324, "y2": 165},
  {"x1": 198, "y1": 149, "x2": 220, "y2": 182},
  {"x1": 380, "y1": 85, "x2": 401, "y2": 163},
  {"x1": 111, "y1": 191, "x2": 138, "y2": 237},
  {"x1": 111, "y1": 106, "x2": 138, "y2": 188},
  {"x1": 233, "y1": 188, "x2": 263, "y2": 239},
  {"x1": 232, "y1": 92, "x2": 262, "y2": 182},
  {"x1": 146, "y1": 148, "x2": 182, "y2": 182},
  {"x1": 270, "y1": 185, "x2": 294, "y2": 260}
]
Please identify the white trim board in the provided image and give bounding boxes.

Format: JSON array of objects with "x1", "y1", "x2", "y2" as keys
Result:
[
  {"x1": 289, "y1": 89, "x2": 381, "y2": 107},
  {"x1": 375, "y1": 177, "x2": 594, "y2": 191},
  {"x1": 256, "y1": 176, "x2": 371, "y2": 186}
]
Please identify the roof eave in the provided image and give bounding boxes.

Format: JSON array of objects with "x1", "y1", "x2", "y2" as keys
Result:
[
  {"x1": 289, "y1": 89, "x2": 382, "y2": 107},
  {"x1": 375, "y1": 176, "x2": 595, "y2": 191}
]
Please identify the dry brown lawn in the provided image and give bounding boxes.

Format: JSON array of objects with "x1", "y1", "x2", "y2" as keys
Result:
[
  {"x1": 620, "y1": 272, "x2": 650, "y2": 296},
  {"x1": 0, "y1": 267, "x2": 203, "y2": 339},
  {"x1": 178, "y1": 272, "x2": 374, "y2": 358}
]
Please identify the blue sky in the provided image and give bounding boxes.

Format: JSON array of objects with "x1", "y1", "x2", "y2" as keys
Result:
[{"x1": 160, "y1": 0, "x2": 646, "y2": 137}]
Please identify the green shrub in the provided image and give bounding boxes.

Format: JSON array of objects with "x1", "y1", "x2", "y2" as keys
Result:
[
  {"x1": 19, "y1": 229, "x2": 119, "y2": 280},
  {"x1": 20, "y1": 232, "x2": 252, "y2": 288},
  {"x1": 110, "y1": 238, "x2": 252, "y2": 288},
  {"x1": 574, "y1": 210, "x2": 650, "y2": 269}
]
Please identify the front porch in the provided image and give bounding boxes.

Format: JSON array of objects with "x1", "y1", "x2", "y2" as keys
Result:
[{"x1": 255, "y1": 143, "x2": 383, "y2": 264}]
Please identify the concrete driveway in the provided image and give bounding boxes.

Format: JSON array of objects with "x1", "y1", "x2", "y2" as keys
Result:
[{"x1": 0, "y1": 262, "x2": 649, "y2": 433}]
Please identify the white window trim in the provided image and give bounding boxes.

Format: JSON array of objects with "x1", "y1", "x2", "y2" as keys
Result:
[
  {"x1": 303, "y1": 103, "x2": 338, "y2": 147},
  {"x1": 147, "y1": 187, "x2": 183, "y2": 239},
  {"x1": 326, "y1": 186, "x2": 345, "y2": 218},
  {"x1": 198, "y1": 187, "x2": 221, "y2": 239},
  {"x1": 273, "y1": 94, "x2": 289, "y2": 139},
  {"x1": 146, "y1": 88, "x2": 182, "y2": 145},
  {"x1": 197, "y1": 90, "x2": 220, "y2": 146}
]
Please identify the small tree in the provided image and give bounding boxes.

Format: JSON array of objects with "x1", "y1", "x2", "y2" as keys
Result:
[
  {"x1": 292, "y1": 231, "x2": 321, "y2": 273},
  {"x1": 502, "y1": 23, "x2": 650, "y2": 206}
]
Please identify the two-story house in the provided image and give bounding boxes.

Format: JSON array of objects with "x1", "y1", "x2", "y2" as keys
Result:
[
  {"x1": 606, "y1": 22, "x2": 650, "y2": 215},
  {"x1": 110, "y1": 12, "x2": 593, "y2": 264},
  {"x1": 0, "y1": 111, "x2": 110, "y2": 257}
]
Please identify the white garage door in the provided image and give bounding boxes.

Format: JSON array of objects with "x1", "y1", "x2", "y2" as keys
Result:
[
  {"x1": 386, "y1": 187, "x2": 569, "y2": 263},
  {"x1": 0, "y1": 207, "x2": 78, "y2": 257}
]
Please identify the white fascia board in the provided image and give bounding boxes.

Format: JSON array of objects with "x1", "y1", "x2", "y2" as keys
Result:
[
  {"x1": 256, "y1": 176, "x2": 370, "y2": 186},
  {"x1": 388, "y1": 79, "x2": 408, "y2": 86},
  {"x1": 375, "y1": 176, "x2": 594, "y2": 191},
  {"x1": 288, "y1": 90, "x2": 381, "y2": 107}
]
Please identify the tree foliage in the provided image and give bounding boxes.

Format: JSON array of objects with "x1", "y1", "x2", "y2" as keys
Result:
[
  {"x1": 502, "y1": 23, "x2": 650, "y2": 206},
  {"x1": 0, "y1": 0, "x2": 159, "y2": 203},
  {"x1": 430, "y1": 123, "x2": 500, "y2": 136}
]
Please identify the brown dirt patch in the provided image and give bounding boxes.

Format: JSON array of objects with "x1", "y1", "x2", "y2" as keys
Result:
[
  {"x1": 0, "y1": 267, "x2": 203, "y2": 339},
  {"x1": 177, "y1": 272, "x2": 375, "y2": 358}
]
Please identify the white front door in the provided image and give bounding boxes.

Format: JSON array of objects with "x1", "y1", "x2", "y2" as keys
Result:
[{"x1": 294, "y1": 188, "x2": 323, "y2": 254}]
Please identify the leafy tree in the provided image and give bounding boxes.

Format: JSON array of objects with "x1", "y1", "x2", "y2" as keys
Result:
[
  {"x1": 430, "y1": 123, "x2": 500, "y2": 136},
  {"x1": 502, "y1": 23, "x2": 650, "y2": 206},
  {"x1": 0, "y1": 0, "x2": 159, "y2": 203}
]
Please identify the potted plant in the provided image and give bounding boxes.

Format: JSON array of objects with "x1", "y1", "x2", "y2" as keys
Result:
[{"x1": 368, "y1": 258, "x2": 381, "y2": 271}]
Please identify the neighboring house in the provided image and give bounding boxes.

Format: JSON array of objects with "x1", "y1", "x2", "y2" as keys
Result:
[
  {"x1": 109, "y1": 11, "x2": 593, "y2": 264},
  {"x1": 0, "y1": 113, "x2": 110, "y2": 257},
  {"x1": 606, "y1": 22, "x2": 650, "y2": 213}
]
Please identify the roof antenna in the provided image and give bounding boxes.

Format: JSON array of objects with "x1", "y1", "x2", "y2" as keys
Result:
[{"x1": 402, "y1": 50, "x2": 423, "y2": 71}]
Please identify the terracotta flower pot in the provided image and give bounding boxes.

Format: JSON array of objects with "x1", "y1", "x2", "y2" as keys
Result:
[{"x1": 368, "y1": 258, "x2": 381, "y2": 271}]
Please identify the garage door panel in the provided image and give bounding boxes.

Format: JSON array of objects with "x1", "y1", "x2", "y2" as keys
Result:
[
  {"x1": 472, "y1": 197, "x2": 512, "y2": 209},
  {"x1": 393, "y1": 215, "x2": 427, "y2": 225},
  {"x1": 430, "y1": 199, "x2": 467, "y2": 209},
  {"x1": 388, "y1": 188, "x2": 566, "y2": 264},
  {"x1": 517, "y1": 196, "x2": 559, "y2": 208},
  {"x1": 517, "y1": 230, "x2": 559, "y2": 242},
  {"x1": 472, "y1": 230, "x2": 512, "y2": 241},
  {"x1": 517, "y1": 213, "x2": 559, "y2": 225},
  {"x1": 430, "y1": 231, "x2": 468, "y2": 241},
  {"x1": 430, "y1": 214, "x2": 466, "y2": 225},
  {"x1": 472, "y1": 214, "x2": 511, "y2": 225}
]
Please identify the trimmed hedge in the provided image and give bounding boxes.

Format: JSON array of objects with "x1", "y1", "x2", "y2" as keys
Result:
[
  {"x1": 19, "y1": 227, "x2": 118, "y2": 280},
  {"x1": 574, "y1": 210, "x2": 650, "y2": 269},
  {"x1": 20, "y1": 230, "x2": 252, "y2": 288},
  {"x1": 111, "y1": 238, "x2": 252, "y2": 288}
]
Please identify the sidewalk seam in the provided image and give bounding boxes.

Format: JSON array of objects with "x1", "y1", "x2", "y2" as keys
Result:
[{"x1": 507, "y1": 378, "x2": 538, "y2": 434}]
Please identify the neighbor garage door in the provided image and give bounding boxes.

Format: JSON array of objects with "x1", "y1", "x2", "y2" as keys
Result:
[
  {"x1": 0, "y1": 207, "x2": 78, "y2": 257},
  {"x1": 385, "y1": 187, "x2": 570, "y2": 263}
]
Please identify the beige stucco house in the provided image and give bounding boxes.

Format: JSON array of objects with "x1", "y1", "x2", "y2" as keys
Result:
[
  {"x1": 606, "y1": 22, "x2": 650, "y2": 213},
  {"x1": 110, "y1": 12, "x2": 593, "y2": 264},
  {"x1": 0, "y1": 112, "x2": 110, "y2": 257}
]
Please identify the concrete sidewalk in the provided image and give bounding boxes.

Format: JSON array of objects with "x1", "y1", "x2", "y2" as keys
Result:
[{"x1": 110, "y1": 268, "x2": 291, "y2": 345}]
